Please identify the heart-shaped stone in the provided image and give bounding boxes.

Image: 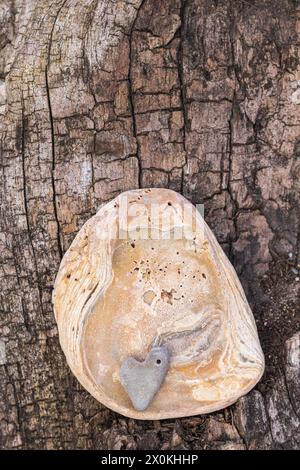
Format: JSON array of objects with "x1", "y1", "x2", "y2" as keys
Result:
[{"x1": 120, "y1": 346, "x2": 170, "y2": 411}]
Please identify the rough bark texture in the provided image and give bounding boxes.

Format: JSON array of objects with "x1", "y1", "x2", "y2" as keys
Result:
[{"x1": 0, "y1": 0, "x2": 299, "y2": 450}]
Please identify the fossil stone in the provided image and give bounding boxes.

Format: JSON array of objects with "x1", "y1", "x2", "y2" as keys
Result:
[
  {"x1": 120, "y1": 346, "x2": 170, "y2": 411},
  {"x1": 53, "y1": 188, "x2": 264, "y2": 419}
]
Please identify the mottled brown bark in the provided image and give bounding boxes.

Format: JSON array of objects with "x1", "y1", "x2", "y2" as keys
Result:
[{"x1": 0, "y1": 0, "x2": 299, "y2": 449}]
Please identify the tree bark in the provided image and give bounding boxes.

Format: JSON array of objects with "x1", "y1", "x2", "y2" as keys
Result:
[{"x1": 0, "y1": 0, "x2": 299, "y2": 450}]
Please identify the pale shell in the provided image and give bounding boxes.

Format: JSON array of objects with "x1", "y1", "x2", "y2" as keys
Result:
[{"x1": 52, "y1": 188, "x2": 264, "y2": 419}]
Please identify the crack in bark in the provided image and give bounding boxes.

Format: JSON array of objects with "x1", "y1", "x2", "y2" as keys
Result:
[
  {"x1": 178, "y1": 0, "x2": 188, "y2": 194},
  {"x1": 20, "y1": 97, "x2": 46, "y2": 326},
  {"x1": 128, "y1": 0, "x2": 146, "y2": 189},
  {"x1": 261, "y1": 391, "x2": 277, "y2": 448},
  {"x1": 45, "y1": 0, "x2": 68, "y2": 259},
  {"x1": 229, "y1": 407, "x2": 247, "y2": 450},
  {"x1": 227, "y1": 96, "x2": 239, "y2": 260},
  {"x1": 3, "y1": 363, "x2": 25, "y2": 449},
  {"x1": 45, "y1": 65, "x2": 63, "y2": 259},
  {"x1": 227, "y1": 3, "x2": 242, "y2": 260},
  {"x1": 281, "y1": 363, "x2": 300, "y2": 422}
]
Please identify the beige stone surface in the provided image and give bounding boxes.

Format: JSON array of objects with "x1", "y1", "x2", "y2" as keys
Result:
[{"x1": 53, "y1": 188, "x2": 264, "y2": 419}]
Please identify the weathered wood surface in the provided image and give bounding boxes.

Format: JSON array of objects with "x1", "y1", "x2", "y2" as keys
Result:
[{"x1": 0, "y1": 0, "x2": 299, "y2": 449}]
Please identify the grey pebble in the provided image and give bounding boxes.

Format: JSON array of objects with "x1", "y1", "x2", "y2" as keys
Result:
[{"x1": 120, "y1": 346, "x2": 170, "y2": 411}]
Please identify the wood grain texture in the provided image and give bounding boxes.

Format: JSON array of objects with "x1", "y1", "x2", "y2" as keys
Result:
[{"x1": 0, "y1": 0, "x2": 299, "y2": 449}]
